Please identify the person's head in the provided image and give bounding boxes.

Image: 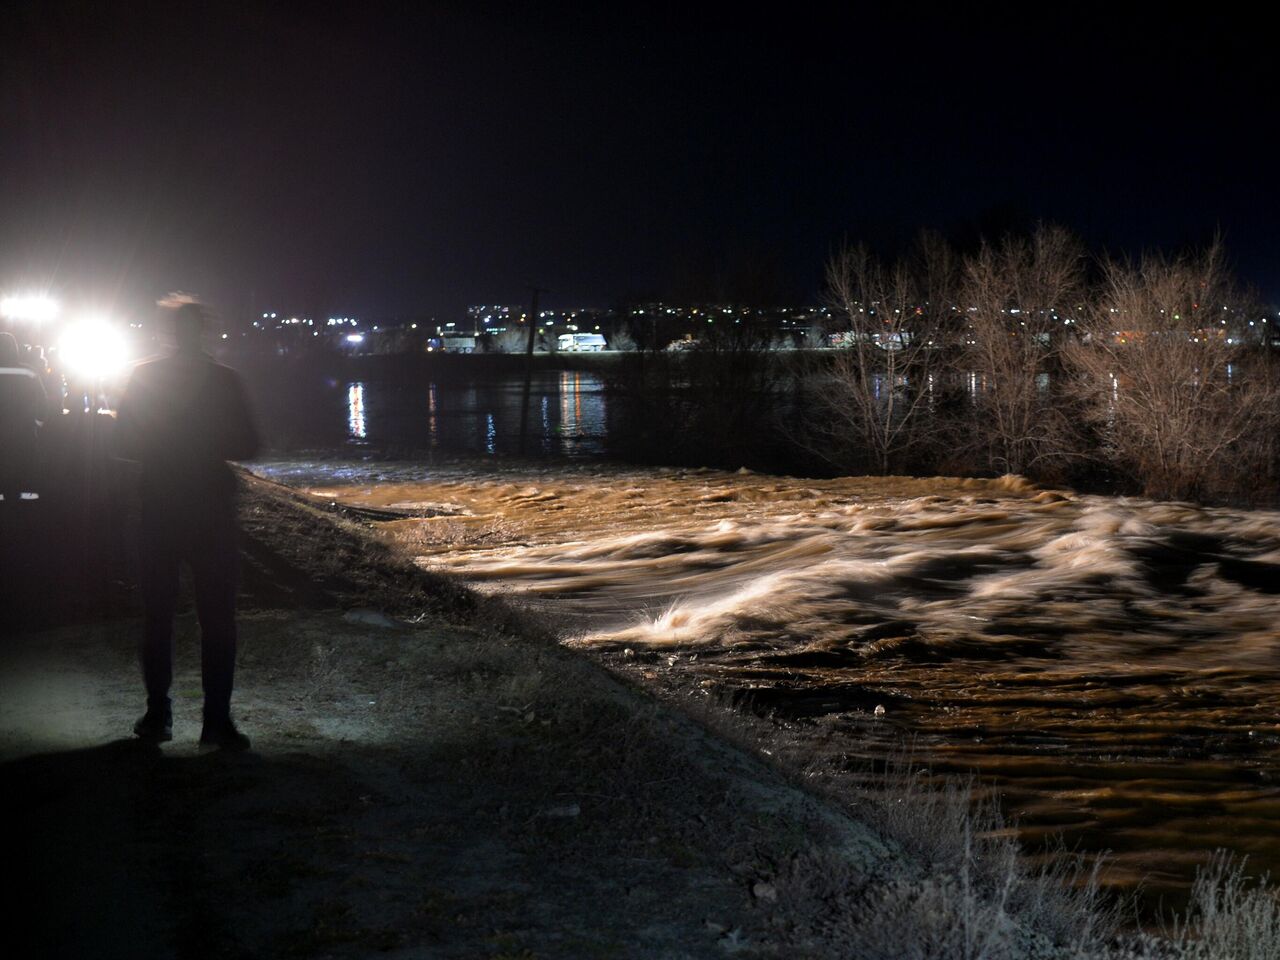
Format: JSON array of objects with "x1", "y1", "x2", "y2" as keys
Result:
[
  {"x1": 0, "y1": 331, "x2": 19, "y2": 367},
  {"x1": 157, "y1": 294, "x2": 207, "y2": 354}
]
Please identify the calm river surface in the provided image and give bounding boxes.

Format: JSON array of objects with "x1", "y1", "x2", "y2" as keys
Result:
[
  {"x1": 251, "y1": 453, "x2": 1280, "y2": 904},
  {"x1": 250, "y1": 371, "x2": 609, "y2": 458}
]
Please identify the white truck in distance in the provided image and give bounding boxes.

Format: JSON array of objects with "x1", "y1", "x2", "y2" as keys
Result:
[{"x1": 557, "y1": 332, "x2": 608, "y2": 352}]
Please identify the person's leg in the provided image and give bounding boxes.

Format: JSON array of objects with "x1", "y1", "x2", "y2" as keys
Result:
[
  {"x1": 137, "y1": 520, "x2": 179, "y2": 738},
  {"x1": 191, "y1": 512, "x2": 248, "y2": 749}
]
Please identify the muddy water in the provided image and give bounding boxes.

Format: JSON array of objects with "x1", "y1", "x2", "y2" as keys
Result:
[{"x1": 252, "y1": 459, "x2": 1280, "y2": 898}]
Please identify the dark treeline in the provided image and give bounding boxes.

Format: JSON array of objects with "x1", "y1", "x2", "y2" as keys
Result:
[{"x1": 603, "y1": 227, "x2": 1280, "y2": 506}]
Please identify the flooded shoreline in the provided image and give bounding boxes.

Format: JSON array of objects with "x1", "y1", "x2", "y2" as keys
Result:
[{"x1": 250, "y1": 457, "x2": 1280, "y2": 901}]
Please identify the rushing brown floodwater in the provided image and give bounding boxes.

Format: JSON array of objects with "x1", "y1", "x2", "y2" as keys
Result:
[{"x1": 253, "y1": 459, "x2": 1280, "y2": 898}]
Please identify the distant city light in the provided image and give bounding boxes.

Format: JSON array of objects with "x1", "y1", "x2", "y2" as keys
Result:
[{"x1": 345, "y1": 333, "x2": 364, "y2": 344}]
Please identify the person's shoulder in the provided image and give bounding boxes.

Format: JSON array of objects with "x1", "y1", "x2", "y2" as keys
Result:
[
  {"x1": 207, "y1": 356, "x2": 242, "y2": 374},
  {"x1": 125, "y1": 353, "x2": 172, "y2": 378},
  {"x1": 206, "y1": 358, "x2": 248, "y2": 385}
]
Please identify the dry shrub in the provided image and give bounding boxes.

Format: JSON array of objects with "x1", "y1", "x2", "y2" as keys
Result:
[
  {"x1": 1159, "y1": 853, "x2": 1280, "y2": 960},
  {"x1": 842, "y1": 755, "x2": 1117, "y2": 959},
  {"x1": 1064, "y1": 242, "x2": 1280, "y2": 503}
]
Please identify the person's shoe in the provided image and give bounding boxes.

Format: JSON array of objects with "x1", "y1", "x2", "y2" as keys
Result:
[
  {"x1": 199, "y1": 717, "x2": 250, "y2": 752},
  {"x1": 133, "y1": 706, "x2": 173, "y2": 743}
]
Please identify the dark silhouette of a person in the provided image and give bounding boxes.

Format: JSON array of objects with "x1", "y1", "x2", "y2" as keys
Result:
[
  {"x1": 0, "y1": 331, "x2": 48, "y2": 504},
  {"x1": 114, "y1": 300, "x2": 259, "y2": 749}
]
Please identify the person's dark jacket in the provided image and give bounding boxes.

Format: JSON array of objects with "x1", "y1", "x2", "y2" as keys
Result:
[{"x1": 114, "y1": 352, "x2": 259, "y2": 511}]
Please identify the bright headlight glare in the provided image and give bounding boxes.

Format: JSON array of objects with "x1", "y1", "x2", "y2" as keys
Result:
[
  {"x1": 1, "y1": 295, "x2": 59, "y2": 322},
  {"x1": 58, "y1": 318, "x2": 129, "y2": 379}
]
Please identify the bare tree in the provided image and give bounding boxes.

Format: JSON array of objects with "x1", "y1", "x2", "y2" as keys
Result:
[
  {"x1": 1064, "y1": 241, "x2": 1279, "y2": 501},
  {"x1": 960, "y1": 224, "x2": 1086, "y2": 476},
  {"x1": 809, "y1": 239, "x2": 953, "y2": 474},
  {"x1": 492, "y1": 327, "x2": 529, "y2": 354},
  {"x1": 607, "y1": 325, "x2": 638, "y2": 352}
]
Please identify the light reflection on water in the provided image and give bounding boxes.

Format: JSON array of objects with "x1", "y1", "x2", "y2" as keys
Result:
[
  {"x1": 272, "y1": 368, "x2": 1091, "y2": 464},
  {"x1": 427, "y1": 382, "x2": 438, "y2": 447},
  {"x1": 561, "y1": 371, "x2": 585, "y2": 442},
  {"x1": 324, "y1": 373, "x2": 607, "y2": 457},
  {"x1": 250, "y1": 458, "x2": 1280, "y2": 905},
  {"x1": 346, "y1": 382, "x2": 366, "y2": 439}
]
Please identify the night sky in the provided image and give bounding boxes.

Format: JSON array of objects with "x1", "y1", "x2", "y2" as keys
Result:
[{"x1": 2, "y1": 2, "x2": 1275, "y2": 322}]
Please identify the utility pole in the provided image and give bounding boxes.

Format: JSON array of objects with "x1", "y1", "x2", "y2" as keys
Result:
[{"x1": 518, "y1": 285, "x2": 546, "y2": 456}]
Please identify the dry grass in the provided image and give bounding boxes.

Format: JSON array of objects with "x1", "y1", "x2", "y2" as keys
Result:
[
  {"x1": 830, "y1": 755, "x2": 1117, "y2": 959},
  {"x1": 1154, "y1": 853, "x2": 1280, "y2": 960}
]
